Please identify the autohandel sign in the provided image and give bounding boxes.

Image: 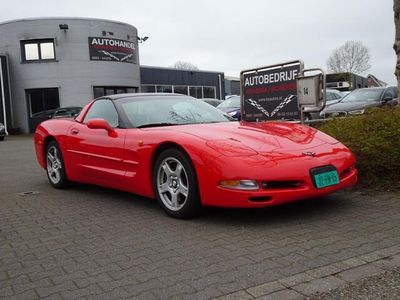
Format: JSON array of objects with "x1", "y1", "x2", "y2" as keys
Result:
[
  {"x1": 241, "y1": 61, "x2": 302, "y2": 121},
  {"x1": 88, "y1": 37, "x2": 136, "y2": 64}
]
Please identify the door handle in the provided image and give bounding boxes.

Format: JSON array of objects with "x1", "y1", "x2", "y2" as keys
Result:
[{"x1": 71, "y1": 128, "x2": 79, "y2": 135}]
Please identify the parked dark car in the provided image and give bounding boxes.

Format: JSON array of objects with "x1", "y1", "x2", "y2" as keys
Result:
[
  {"x1": 0, "y1": 122, "x2": 5, "y2": 141},
  {"x1": 320, "y1": 87, "x2": 398, "y2": 118},
  {"x1": 201, "y1": 98, "x2": 223, "y2": 107},
  {"x1": 217, "y1": 95, "x2": 241, "y2": 119},
  {"x1": 304, "y1": 89, "x2": 344, "y2": 120},
  {"x1": 52, "y1": 107, "x2": 82, "y2": 119}
]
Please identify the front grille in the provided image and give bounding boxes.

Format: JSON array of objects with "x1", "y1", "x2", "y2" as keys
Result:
[
  {"x1": 261, "y1": 181, "x2": 303, "y2": 189},
  {"x1": 248, "y1": 196, "x2": 273, "y2": 202}
]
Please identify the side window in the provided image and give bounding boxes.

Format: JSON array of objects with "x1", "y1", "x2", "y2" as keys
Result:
[
  {"x1": 389, "y1": 87, "x2": 398, "y2": 98},
  {"x1": 83, "y1": 99, "x2": 119, "y2": 127}
]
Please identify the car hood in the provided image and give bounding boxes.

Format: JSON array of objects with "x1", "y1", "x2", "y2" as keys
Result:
[
  {"x1": 159, "y1": 121, "x2": 339, "y2": 156},
  {"x1": 323, "y1": 101, "x2": 379, "y2": 113}
]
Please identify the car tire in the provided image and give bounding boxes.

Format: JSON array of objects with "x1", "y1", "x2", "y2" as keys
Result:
[
  {"x1": 0, "y1": 136, "x2": 4, "y2": 141},
  {"x1": 153, "y1": 148, "x2": 202, "y2": 219},
  {"x1": 45, "y1": 140, "x2": 69, "y2": 189}
]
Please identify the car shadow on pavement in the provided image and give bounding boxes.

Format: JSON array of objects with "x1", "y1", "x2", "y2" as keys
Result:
[
  {"x1": 68, "y1": 183, "x2": 352, "y2": 225},
  {"x1": 199, "y1": 194, "x2": 352, "y2": 226}
]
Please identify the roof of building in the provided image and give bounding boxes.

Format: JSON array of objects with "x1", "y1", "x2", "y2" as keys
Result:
[{"x1": 0, "y1": 17, "x2": 137, "y2": 29}]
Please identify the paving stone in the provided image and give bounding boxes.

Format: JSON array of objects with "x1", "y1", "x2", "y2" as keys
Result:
[
  {"x1": 7, "y1": 289, "x2": 38, "y2": 300},
  {"x1": 213, "y1": 290, "x2": 254, "y2": 300},
  {"x1": 306, "y1": 264, "x2": 342, "y2": 278},
  {"x1": 255, "y1": 288, "x2": 305, "y2": 300},
  {"x1": 292, "y1": 276, "x2": 346, "y2": 296},
  {"x1": 13, "y1": 278, "x2": 52, "y2": 295},
  {"x1": 36, "y1": 281, "x2": 77, "y2": 298},
  {"x1": 279, "y1": 272, "x2": 314, "y2": 287},
  {"x1": 0, "y1": 286, "x2": 14, "y2": 297},
  {"x1": 247, "y1": 281, "x2": 285, "y2": 297},
  {"x1": 337, "y1": 264, "x2": 384, "y2": 282},
  {"x1": 372, "y1": 254, "x2": 400, "y2": 270},
  {"x1": 180, "y1": 287, "x2": 223, "y2": 300}
]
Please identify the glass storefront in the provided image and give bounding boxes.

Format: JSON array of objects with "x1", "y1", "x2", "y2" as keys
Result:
[{"x1": 141, "y1": 85, "x2": 216, "y2": 99}]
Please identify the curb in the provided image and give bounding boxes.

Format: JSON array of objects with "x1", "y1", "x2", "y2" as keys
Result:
[{"x1": 213, "y1": 245, "x2": 400, "y2": 299}]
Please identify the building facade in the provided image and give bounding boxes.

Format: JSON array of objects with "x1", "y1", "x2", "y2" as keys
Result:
[
  {"x1": 0, "y1": 17, "x2": 140, "y2": 133},
  {"x1": 140, "y1": 66, "x2": 225, "y2": 100}
]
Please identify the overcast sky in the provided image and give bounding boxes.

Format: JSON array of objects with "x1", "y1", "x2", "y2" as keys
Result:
[{"x1": 1, "y1": 0, "x2": 396, "y2": 84}]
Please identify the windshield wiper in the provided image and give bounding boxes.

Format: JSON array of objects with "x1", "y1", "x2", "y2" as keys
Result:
[{"x1": 136, "y1": 122, "x2": 179, "y2": 128}]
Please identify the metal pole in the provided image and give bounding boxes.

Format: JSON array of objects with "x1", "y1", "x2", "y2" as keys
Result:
[
  {"x1": 0, "y1": 58, "x2": 8, "y2": 135},
  {"x1": 218, "y1": 74, "x2": 222, "y2": 100}
]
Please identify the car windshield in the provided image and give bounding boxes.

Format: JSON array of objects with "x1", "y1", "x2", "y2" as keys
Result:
[
  {"x1": 116, "y1": 96, "x2": 231, "y2": 128},
  {"x1": 217, "y1": 96, "x2": 240, "y2": 108},
  {"x1": 326, "y1": 91, "x2": 342, "y2": 101},
  {"x1": 341, "y1": 89, "x2": 384, "y2": 102}
]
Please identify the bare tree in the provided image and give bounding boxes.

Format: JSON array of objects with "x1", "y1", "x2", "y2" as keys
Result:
[
  {"x1": 327, "y1": 41, "x2": 371, "y2": 74},
  {"x1": 394, "y1": 0, "x2": 400, "y2": 93},
  {"x1": 172, "y1": 61, "x2": 199, "y2": 71}
]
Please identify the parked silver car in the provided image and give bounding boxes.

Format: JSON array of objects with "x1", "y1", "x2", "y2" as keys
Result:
[
  {"x1": 303, "y1": 89, "x2": 344, "y2": 120},
  {"x1": 320, "y1": 87, "x2": 398, "y2": 118}
]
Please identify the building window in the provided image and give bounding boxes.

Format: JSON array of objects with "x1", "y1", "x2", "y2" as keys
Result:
[
  {"x1": 157, "y1": 85, "x2": 173, "y2": 93},
  {"x1": 93, "y1": 86, "x2": 137, "y2": 98},
  {"x1": 21, "y1": 39, "x2": 56, "y2": 62},
  {"x1": 141, "y1": 85, "x2": 217, "y2": 99},
  {"x1": 141, "y1": 85, "x2": 156, "y2": 93},
  {"x1": 202, "y1": 86, "x2": 216, "y2": 98},
  {"x1": 173, "y1": 86, "x2": 189, "y2": 95},
  {"x1": 27, "y1": 88, "x2": 60, "y2": 117},
  {"x1": 189, "y1": 86, "x2": 202, "y2": 98}
]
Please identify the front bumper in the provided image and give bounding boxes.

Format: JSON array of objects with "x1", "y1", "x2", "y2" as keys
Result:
[
  {"x1": 196, "y1": 148, "x2": 357, "y2": 208},
  {"x1": 201, "y1": 168, "x2": 357, "y2": 208}
]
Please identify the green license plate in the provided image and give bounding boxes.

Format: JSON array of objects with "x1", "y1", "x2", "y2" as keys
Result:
[{"x1": 313, "y1": 170, "x2": 340, "y2": 188}]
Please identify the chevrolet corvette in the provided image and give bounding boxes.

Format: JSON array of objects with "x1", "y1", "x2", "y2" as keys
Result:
[{"x1": 34, "y1": 93, "x2": 358, "y2": 218}]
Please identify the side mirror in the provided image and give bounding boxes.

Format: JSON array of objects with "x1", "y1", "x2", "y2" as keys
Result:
[{"x1": 86, "y1": 119, "x2": 118, "y2": 137}]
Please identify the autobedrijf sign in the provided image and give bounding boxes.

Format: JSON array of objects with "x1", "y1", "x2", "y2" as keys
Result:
[
  {"x1": 241, "y1": 62, "x2": 302, "y2": 121},
  {"x1": 88, "y1": 37, "x2": 136, "y2": 64}
]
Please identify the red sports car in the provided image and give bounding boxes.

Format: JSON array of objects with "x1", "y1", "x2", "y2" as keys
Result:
[{"x1": 34, "y1": 93, "x2": 357, "y2": 218}]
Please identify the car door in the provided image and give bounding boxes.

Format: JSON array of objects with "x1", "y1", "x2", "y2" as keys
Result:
[{"x1": 65, "y1": 98, "x2": 127, "y2": 189}]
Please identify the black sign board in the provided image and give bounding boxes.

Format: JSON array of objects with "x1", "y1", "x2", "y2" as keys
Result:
[
  {"x1": 241, "y1": 61, "x2": 302, "y2": 121},
  {"x1": 88, "y1": 37, "x2": 136, "y2": 64}
]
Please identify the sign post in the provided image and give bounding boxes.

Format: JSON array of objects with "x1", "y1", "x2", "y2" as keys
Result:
[
  {"x1": 296, "y1": 68, "x2": 326, "y2": 124},
  {"x1": 240, "y1": 60, "x2": 303, "y2": 122}
]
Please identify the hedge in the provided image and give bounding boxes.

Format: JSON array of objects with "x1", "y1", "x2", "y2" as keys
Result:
[{"x1": 317, "y1": 106, "x2": 400, "y2": 189}]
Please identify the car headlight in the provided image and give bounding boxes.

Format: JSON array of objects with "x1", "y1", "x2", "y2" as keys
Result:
[
  {"x1": 0, "y1": 124, "x2": 4, "y2": 131},
  {"x1": 348, "y1": 109, "x2": 365, "y2": 115},
  {"x1": 219, "y1": 180, "x2": 259, "y2": 190}
]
